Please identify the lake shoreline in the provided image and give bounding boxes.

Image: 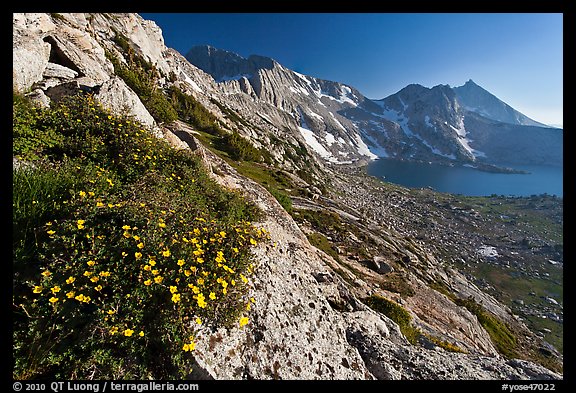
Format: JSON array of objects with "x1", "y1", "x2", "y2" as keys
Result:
[{"x1": 364, "y1": 158, "x2": 562, "y2": 197}]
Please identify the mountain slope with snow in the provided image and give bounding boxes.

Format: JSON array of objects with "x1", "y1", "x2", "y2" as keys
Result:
[{"x1": 187, "y1": 46, "x2": 561, "y2": 170}]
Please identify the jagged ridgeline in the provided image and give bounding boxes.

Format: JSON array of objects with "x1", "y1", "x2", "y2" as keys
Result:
[{"x1": 13, "y1": 13, "x2": 562, "y2": 380}]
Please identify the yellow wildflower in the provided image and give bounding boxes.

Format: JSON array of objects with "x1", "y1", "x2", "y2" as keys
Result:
[
  {"x1": 83, "y1": 271, "x2": 92, "y2": 277},
  {"x1": 110, "y1": 326, "x2": 119, "y2": 335},
  {"x1": 143, "y1": 265, "x2": 151, "y2": 271},
  {"x1": 47, "y1": 230, "x2": 56, "y2": 235},
  {"x1": 152, "y1": 269, "x2": 159, "y2": 275},
  {"x1": 90, "y1": 276, "x2": 99, "y2": 283},
  {"x1": 66, "y1": 291, "x2": 75, "y2": 299},
  {"x1": 100, "y1": 271, "x2": 111, "y2": 277},
  {"x1": 122, "y1": 225, "x2": 131, "y2": 230},
  {"x1": 107, "y1": 309, "x2": 116, "y2": 315},
  {"x1": 169, "y1": 286, "x2": 178, "y2": 294},
  {"x1": 87, "y1": 260, "x2": 96, "y2": 267},
  {"x1": 159, "y1": 222, "x2": 166, "y2": 228},
  {"x1": 96, "y1": 201, "x2": 105, "y2": 208},
  {"x1": 149, "y1": 259, "x2": 156, "y2": 266},
  {"x1": 135, "y1": 252, "x2": 142, "y2": 259},
  {"x1": 124, "y1": 329, "x2": 134, "y2": 337},
  {"x1": 41, "y1": 270, "x2": 51, "y2": 277},
  {"x1": 123, "y1": 231, "x2": 131, "y2": 238},
  {"x1": 33, "y1": 286, "x2": 43, "y2": 294},
  {"x1": 177, "y1": 259, "x2": 185, "y2": 266},
  {"x1": 79, "y1": 191, "x2": 86, "y2": 197},
  {"x1": 195, "y1": 317, "x2": 202, "y2": 325},
  {"x1": 144, "y1": 279, "x2": 152, "y2": 286},
  {"x1": 133, "y1": 235, "x2": 141, "y2": 241},
  {"x1": 49, "y1": 297, "x2": 59, "y2": 304},
  {"x1": 219, "y1": 231, "x2": 226, "y2": 238},
  {"x1": 162, "y1": 249, "x2": 170, "y2": 257},
  {"x1": 139, "y1": 331, "x2": 144, "y2": 337},
  {"x1": 209, "y1": 292, "x2": 216, "y2": 300},
  {"x1": 51, "y1": 286, "x2": 61, "y2": 294},
  {"x1": 95, "y1": 285, "x2": 103, "y2": 291},
  {"x1": 240, "y1": 274, "x2": 248, "y2": 284},
  {"x1": 171, "y1": 293, "x2": 181, "y2": 303},
  {"x1": 197, "y1": 293, "x2": 207, "y2": 308},
  {"x1": 239, "y1": 317, "x2": 249, "y2": 327},
  {"x1": 154, "y1": 276, "x2": 163, "y2": 284},
  {"x1": 250, "y1": 238, "x2": 257, "y2": 246},
  {"x1": 184, "y1": 270, "x2": 191, "y2": 277}
]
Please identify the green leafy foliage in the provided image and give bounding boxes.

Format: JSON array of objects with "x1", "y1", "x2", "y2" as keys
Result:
[
  {"x1": 13, "y1": 93, "x2": 269, "y2": 379},
  {"x1": 168, "y1": 86, "x2": 225, "y2": 136},
  {"x1": 107, "y1": 33, "x2": 177, "y2": 124}
]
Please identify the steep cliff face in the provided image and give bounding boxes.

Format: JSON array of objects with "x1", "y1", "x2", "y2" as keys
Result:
[{"x1": 12, "y1": 13, "x2": 562, "y2": 380}]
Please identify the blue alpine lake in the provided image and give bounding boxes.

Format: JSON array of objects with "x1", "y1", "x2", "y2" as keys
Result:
[{"x1": 366, "y1": 159, "x2": 563, "y2": 197}]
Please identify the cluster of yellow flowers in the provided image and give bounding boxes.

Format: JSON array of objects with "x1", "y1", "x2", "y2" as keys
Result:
[{"x1": 30, "y1": 153, "x2": 271, "y2": 356}]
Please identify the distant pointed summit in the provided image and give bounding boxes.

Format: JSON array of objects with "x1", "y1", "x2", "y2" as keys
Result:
[
  {"x1": 454, "y1": 80, "x2": 547, "y2": 127},
  {"x1": 186, "y1": 45, "x2": 276, "y2": 83}
]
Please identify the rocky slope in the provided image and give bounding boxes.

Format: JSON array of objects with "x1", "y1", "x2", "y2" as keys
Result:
[{"x1": 12, "y1": 12, "x2": 562, "y2": 379}]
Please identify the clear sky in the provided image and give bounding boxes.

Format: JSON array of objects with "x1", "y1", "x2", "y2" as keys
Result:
[{"x1": 140, "y1": 13, "x2": 563, "y2": 127}]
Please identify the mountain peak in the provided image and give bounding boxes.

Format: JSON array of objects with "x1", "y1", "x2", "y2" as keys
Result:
[
  {"x1": 454, "y1": 80, "x2": 547, "y2": 127},
  {"x1": 186, "y1": 45, "x2": 277, "y2": 82}
]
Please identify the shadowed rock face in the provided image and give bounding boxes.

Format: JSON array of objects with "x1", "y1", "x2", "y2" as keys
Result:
[{"x1": 13, "y1": 13, "x2": 562, "y2": 380}]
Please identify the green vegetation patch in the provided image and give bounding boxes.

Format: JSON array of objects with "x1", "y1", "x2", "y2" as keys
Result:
[
  {"x1": 107, "y1": 33, "x2": 177, "y2": 124},
  {"x1": 13, "y1": 93, "x2": 269, "y2": 379},
  {"x1": 455, "y1": 297, "x2": 518, "y2": 358},
  {"x1": 423, "y1": 334, "x2": 467, "y2": 353},
  {"x1": 307, "y1": 232, "x2": 340, "y2": 263},
  {"x1": 364, "y1": 294, "x2": 421, "y2": 345}
]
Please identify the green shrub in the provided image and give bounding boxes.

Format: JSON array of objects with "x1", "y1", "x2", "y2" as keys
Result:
[
  {"x1": 106, "y1": 38, "x2": 177, "y2": 124},
  {"x1": 168, "y1": 86, "x2": 224, "y2": 136},
  {"x1": 364, "y1": 294, "x2": 421, "y2": 344},
  {"x1": 268, "y1": 187, "x2": 292, "y2": 212},
  {"x1": 13, "y1": 93, "x2": 269, "y2": 379},
  {"x1": 455, "y1": 297, "x2": 518, "y2": 358},
  {"x1": 13, "y1": 92, "x2": 65, "y2": 161},
  {"x1": 424, "y1": 334, "x2": 467, "y2": 353},
  {"x1": 307, "y1": 232, "x2": 340, "y2": 262}
]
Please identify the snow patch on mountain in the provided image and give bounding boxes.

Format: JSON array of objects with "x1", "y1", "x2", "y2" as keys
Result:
[
  {"x1": 215, "y1": 73, "x2": 252, "y2": 83},
  {"x1": 298, "y1": 126, "x2": 335, "y2": 161},
  {"x1": 329, "y1": 112, "x2": 348, "y2": 131},
  {"x1": 362, "y1": 133, "x2": 389, "y2": 158},
  {"x1": 308, "y1": 110, "x2": 324, "y2": 121},
  {"x1": 352, "y1": 134, "x2": 378, "y2": 160},
  {"x1": 325, "y1": 132, "x2": 336, "y2": 146},
  {"x1": 448, "y1": 121, "x2": 486, "y2": 159}
]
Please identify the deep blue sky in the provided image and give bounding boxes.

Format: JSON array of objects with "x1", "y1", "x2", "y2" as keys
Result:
[{"x1": 140, "y1": 13, "x2": 563, "y2": 126}]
